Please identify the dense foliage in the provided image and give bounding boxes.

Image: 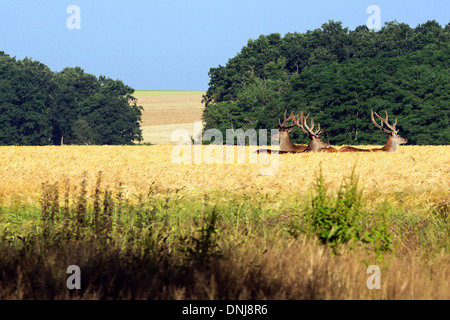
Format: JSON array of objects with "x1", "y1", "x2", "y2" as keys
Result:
[
  {"x1": 203, "y1": 20, "x2": 450, "y2": 145},
  {"x1": 0, "y1": 53, "x2": 143, "y2": 145}
]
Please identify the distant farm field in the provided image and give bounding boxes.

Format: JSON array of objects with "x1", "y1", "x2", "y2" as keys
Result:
[
  {"x1": 135, "y1": 90, "x2": 205, "y2": 144},
  {"x1": 135, "y1": 90, "x2": 205, "y2": 97}
]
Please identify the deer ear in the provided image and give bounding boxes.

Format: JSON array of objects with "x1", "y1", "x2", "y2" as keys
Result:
[{"x1": 287, "y1": 128, "x2": 293, "y2": 133}]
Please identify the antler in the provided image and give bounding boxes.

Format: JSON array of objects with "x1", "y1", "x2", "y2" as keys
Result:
[
  {"x1": 371, "y1": 110, "x2": 398, "y2": 134},
  {"x1": 294, "y1": 112, "x2": 324, "y2": 138},
  {"x1": 278, "y1": 110, "x2": 296, "y2": 129}
]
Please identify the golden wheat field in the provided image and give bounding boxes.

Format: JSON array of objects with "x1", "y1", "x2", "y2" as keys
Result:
[
  {"x1": 136, "y1": 90, "x2": 205, "y2": 126},
  {"x1": 0, "y1": 145, "x2": 448, "y2": 207},
  {"x1": 136, "y1": 90, "x2": 205, "y2": 144}
]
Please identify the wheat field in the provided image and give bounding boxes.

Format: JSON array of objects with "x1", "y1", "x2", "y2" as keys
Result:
[
  {"x1": 0, "y1": 145, "x2": 448, "y2": 207},
  {"x1": 135, "y1": 90, "x2": 205, "y2": 144}
]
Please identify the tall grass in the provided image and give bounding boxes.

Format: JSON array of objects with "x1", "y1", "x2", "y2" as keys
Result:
[{"x1": 0, "y1": 170, "x2": 448, "y2": 299}]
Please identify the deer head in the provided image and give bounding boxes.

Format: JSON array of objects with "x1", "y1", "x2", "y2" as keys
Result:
[
  {"x1": 371, "y1": 110, "x2": 408, "y2": 152},
  {"x1": 271, "y1": 110, "x2": 296, "y2": 141},
  {"x1": 294, "y1": 112, "x2": 331, "y2": 152}
]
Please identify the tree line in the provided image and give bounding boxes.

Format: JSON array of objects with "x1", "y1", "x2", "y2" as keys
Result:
[
  {"x1": 202, "y1": 20, "x2": 449, "y2": 145},
  {"x1": 0, "y1": 52, "x2": 143, "y2": 145}
]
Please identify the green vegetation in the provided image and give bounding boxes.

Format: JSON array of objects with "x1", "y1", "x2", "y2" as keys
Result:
[
  {"x1": 304, "y1": 166, "x2": 392, "y2": 259},
  {"x1": 203, "y1": 20, "x2": 450, "y2": 145},
  {"x1": 0, "y1": 170, "x2": 448, "y2": 299},
  {"x1": 0, "y1": 54, "x2": 143, "y2": 145}
]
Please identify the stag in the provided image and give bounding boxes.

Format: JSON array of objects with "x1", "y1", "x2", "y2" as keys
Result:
[
  {"x1": 338, "y1": 110, "x2": 407, "y2": 152},
  {"x1": 256, "y1": 110, "x2": 308, "y2": 154},
  {"x1": 272, "y1": 110, "x2": 310, "y2": 152},
  {"x1": 257, "y1": 110, "x2": 337, "y2": 153},
  {"x1": 294, "y1": 112, "x2": 337, "y2": 153}
]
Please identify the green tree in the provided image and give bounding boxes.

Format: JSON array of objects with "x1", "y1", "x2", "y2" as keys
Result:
[
  {"x1": 49, "y1": 67, "x2": 99, "y2": 145},
  {"x1": 81, "y1": 77, "x2": 143, "y2": 145},
  {"x1": 0, "y1": 54, "x2": 54, "y2": 145},
  {"x1": 51, "y1": 69, "x2": 143, "y2": 145},
  {"x1": 0, "y1": 55, "x2": 143, "y2": 146},
  {"x1": 203, "y1": 20, "x2": 449, "y2": 145},
  {"x1": 72, "y1": 119, "x2": 98, "y2": 145}
]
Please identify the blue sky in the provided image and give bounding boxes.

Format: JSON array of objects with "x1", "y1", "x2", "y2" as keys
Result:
[{"x1": 1, "y1": 0, "x2": 448, "y2": 90}]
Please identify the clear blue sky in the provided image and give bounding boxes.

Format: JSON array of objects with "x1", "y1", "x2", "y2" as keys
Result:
[{"x1": 1, "y1": 0, "x2": 448, "y2": 90}]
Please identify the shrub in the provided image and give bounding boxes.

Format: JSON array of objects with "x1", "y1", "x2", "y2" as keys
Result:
[{"x1": 306, "y1": 166, "x2": 392, "y2": 258}]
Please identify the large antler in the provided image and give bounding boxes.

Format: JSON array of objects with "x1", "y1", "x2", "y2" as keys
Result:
[
  {"x1": 278, "y1": 110, "x2": 296, "y2": 129},
  {"x1": 371, "y1": 110, "x2": 398, "y2": 134},
  {"x1": 294, "y1": 111, "x2": 324, "y2": 138}
]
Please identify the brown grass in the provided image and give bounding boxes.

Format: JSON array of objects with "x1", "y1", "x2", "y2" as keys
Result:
[
  {"x1": 135, "y1": 91, "x2": 205, "y2": 144},
  {"x1": 209, "y1": 239, "x2": 450, "y2": 300},
  {"x1": 141, "y1": 123, "x2": 200, "y2": 145},
  {"x1": 1, "y1": 236, "x2": 448, "y2": 300},
  {"x1": 137, "y1": 93, "x2": 204, "y2": 126}
]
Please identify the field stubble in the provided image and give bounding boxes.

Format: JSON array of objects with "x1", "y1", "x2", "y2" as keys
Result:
[{"x1": 135, "y1": 90, "x2": 205, "y2": 144}]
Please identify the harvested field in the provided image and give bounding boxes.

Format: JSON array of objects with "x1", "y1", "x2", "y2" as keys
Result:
[{"x1": 135, "y1": 90, "x2": 205, "y2": 144}]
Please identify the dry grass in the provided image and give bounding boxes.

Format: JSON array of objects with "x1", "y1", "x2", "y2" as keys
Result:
[
  {"x1": 1, "y1": 234, "x2": 448, "y2": 300},
  {"x1": 138, "y1": 96, "x2": 204, "y2": 126},
  {"x1": 141, "y1": 123, "x2": 200, "y2": 145},
  {"x1": 208, "y1": 238, "x2": 450, "y2": 300},
  {"x1": 135, "y1": 90, "x2": 205, "y2": 144},
  {"x1": 136, "y1": 91, "x2": 203, "y2": 132},
  {"x1": 0, "y1": 145, "x2": 448, "y2": 207}
]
